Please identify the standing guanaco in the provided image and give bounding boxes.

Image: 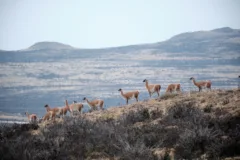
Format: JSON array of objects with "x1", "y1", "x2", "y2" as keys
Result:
[
  {"x1": 118, "y1": 88, "x2": 139, "y2": 105},
  {"x1": 190, "y1": 77, "x2": 211, "y2": 92},
  {"x1": 83, "y1": 97, "x2": 104, "y2": 111},
  {"x1": 166, "y1": 84, "x2": 181, "y2": 93},
  {"x1": 68, "y1": 101, "x2": 84, "y2": 116},
  {"x1": 44, "y1": 100, "x2": 70, "y2": 118},
  {"x1": 143, "y1": 79, "x2": 161, "y2": 97}
]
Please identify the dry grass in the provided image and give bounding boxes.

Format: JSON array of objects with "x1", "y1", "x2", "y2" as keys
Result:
[{"x1": 0, "y1": 89, "x2": 240, "y2": 160}]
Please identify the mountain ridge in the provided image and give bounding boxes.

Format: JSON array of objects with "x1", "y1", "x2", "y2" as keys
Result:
[
  {"x1": 0, "y1": 27, "x2": 240, "y2": 61},
  {"x1": 1, "y1": 27, "x2": 238, "y2": 52}
]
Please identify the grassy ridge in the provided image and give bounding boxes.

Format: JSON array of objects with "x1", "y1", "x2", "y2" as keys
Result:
[{"x1": 0, "y1": 89, "x2": 240, "y2": 160}]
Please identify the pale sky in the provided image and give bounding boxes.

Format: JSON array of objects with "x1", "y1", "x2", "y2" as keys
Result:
[{"x1": 0, "y1": 0, "x2": 240, "y2": 50}]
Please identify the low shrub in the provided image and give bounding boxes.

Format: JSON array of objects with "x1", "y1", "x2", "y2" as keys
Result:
[{"x1": 1, "y1": 98, "x2": 240, "y2": 159}]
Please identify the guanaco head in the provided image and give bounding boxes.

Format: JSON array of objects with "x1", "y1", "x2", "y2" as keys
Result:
[
  {"x1": 118, "y1": 88, "x2": 122, "y2": 92},
  {"x1": 25, "y1": 112, "x2": 28, "y2": 115},
  {"x1": 239, "y1": 75, "x2": 240, "y2": 78},
  {"x1": 189, "y1": 77, "x2": 194, "y2": 80},
  {"x1": 44, "y1": 104, "x2": 49, "y2": 108},
  {"x1": 83, "y1": 97, "x2": 87, "y2": 101},
  {"x1": 73, "y1": 100, "x2": 77, "y2": 104},
  {"x1": 143, "y1": 79, "x2": 148, "y2": 82}
]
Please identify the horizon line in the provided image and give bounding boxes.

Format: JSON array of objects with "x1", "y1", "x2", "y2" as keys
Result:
[{"x1": 0, "y1": 26, "x2": 237, "y2": 52}]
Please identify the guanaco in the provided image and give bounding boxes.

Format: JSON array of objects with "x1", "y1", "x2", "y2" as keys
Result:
[
  {"x1": 143, "y1": 79, "x2": 161, "y2": 97},
  {"x1": 118, "y1": 88, "x2": 139, "y2": 105},
  {"x1": 190, "y1": 77, "x2": 211, "y2": 92}
]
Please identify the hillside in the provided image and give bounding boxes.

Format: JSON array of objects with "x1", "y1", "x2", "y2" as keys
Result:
[
  {"x1": 152, "y1": 27, "x2": 240, "y2": 56},
  {"x1": 0, "y1": 89, "x2": 240, "y2": 160},
  {"x1": 27, "y1": 42, "x2": 74, "y2": 50}
]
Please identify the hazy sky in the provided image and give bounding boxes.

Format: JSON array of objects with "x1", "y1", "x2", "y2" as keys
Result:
[{"x1": 0, "y1": 0, "x2": 240, "y2": 50}]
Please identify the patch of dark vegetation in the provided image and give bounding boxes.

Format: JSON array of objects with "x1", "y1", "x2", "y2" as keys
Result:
[
  {"x1": 160, "y1": 93, "x2": 179, "y2": 100},
  {"x1": 0, "y1": 100, "x2": 240, "y2": 159},
  {"x1": 226, "y1": 90, "x2": 234, "y2": 93},
  {"x1": 0, "y1": 123, "x2": 39, "y2": 140},
  {"x1": 204, "y1": 104, "x2": 213, "y2": 113},
  {"x1": 149, "y1": 108, "x2": 163, "y2": 120},
  {"x1": 222, "y1": 98, "x2": 230, "y2": 105},
  {"x1": 119, "y1": 107, "x2": 150, "y2": 125},
  {"x1": 200, "y1": 98, "x2": 206, "y2": 103}
]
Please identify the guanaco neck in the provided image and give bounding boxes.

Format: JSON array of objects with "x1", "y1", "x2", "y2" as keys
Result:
[
  {"x1": 85, "y1": 99, "x2": 91, "y2": 105},
  {"x1": 120, "y1": 90, "x2": 125, "y2": 97},
  {"x1": 46, "y1": 107, "x2": 50, "y2": 112},
  {"x1": 192, "y1": 79, "x2": 198, "y2": 86},
  {"x1": 145, "y1": 81, "x2": 149, "y2": 88}
]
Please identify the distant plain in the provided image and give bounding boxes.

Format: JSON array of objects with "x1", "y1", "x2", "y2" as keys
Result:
[{"x1": 0, "y1": 27, "x2": 239, "y2": 121}]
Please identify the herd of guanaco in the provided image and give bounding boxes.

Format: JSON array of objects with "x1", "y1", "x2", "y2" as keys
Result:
[{"x1": 25, "y1": 77, "x2": 212, "y2": 123}]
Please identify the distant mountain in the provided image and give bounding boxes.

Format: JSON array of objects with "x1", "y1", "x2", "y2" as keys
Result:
[
  {"x1": 153, "y1": 27, "x2": 240, "y2": 55},
  {"x1": 211, "y1": 27, "x2": 238, "y2": 33},
  {"x1": 0, "y1": 27, "x2": 239, "y2": 62},
  {"x1": 27, "y1": 41, "x2": 74, "y2": 51},
  {"x1": 168, "y1": 27, "x2": 240, "y2": 42},
  {"x1": 15, "y1": 27, "x2": 240, "y2": 54}
]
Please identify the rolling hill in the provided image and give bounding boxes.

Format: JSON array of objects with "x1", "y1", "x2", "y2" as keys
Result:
[
  {"x1": 27, "y1": 41, "x2": 74, "y2": 51},
  {"x1": 0, "y1": 27, "x2": 239, "y2": 62}
]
